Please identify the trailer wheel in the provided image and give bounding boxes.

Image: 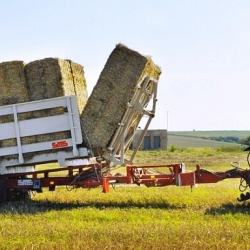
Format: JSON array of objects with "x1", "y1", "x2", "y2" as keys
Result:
[
  {"x1": 7, "y1": 189, "x2": 30, "y2": 202},
  {"x1": 6, "y1": 175, "x2": 31, "y2": 202},
  {"x1": 0, "y1": 177, "x2": 7, "y2": 204}
]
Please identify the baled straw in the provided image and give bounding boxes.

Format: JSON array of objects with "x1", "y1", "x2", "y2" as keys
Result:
[{"x1": 80, "y1": 44, "x2": 161, "y2": 156}]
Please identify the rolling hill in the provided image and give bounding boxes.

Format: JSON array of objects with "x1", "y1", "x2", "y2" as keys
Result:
[{"x1": 167, "y1": 130, "x2": 250, "y2": 148}]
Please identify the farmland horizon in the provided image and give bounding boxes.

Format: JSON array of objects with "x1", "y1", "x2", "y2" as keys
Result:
[
  {"x1": 169, "y1": 129, "x2": 250, "y2": 132},
  {"x1": 166, "y1": 130, "x2": 250, "y2": 149}
]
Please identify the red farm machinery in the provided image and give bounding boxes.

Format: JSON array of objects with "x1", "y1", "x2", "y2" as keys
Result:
[{"x1": 0, "y1": 75, "x2": 249, "y2": 203}]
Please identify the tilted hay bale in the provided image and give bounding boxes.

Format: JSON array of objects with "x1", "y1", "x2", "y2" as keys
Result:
[
  {"x1": 80, "y1": 43, "x2": 161, "y2": 156},
  {"x1": 0, "y1": 61, "x2": 35, "y2": 148}
]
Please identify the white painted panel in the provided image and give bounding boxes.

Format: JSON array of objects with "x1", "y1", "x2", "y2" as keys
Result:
[
  {"x1": 19, "y1": 114, "x2": 70, "y2": 137},
  {"x1": 0, "y1": 122, "x2": 16, "y2": 140},
  {"x1": 0, "y1": 139, "x2": 73, "y2": 156}
]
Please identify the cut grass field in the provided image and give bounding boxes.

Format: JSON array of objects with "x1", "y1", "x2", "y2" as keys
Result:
[
  {"x1": 167, "y1": 134, "x2": 240, "y2": 148},
  {"x1": 168, "y1": 130, "x2": 250, "y2": 148},
  {"x1": 0, "y1": 148, "x2": 250, "y2": 249},
  {"x1": 169, "y1": 130, "x2": 250, "y2": 139}
]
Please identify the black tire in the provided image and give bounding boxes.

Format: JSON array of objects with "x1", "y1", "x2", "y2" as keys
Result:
[
  {"x1": 7, "y1": 189, "x2": 31, "y2": 202},
  {"x1": 0, "y1": 177, "x2": 7, "y2": 204},
  {"x1": 7, "y1": 175, "x2": 31, "y2": 202}
]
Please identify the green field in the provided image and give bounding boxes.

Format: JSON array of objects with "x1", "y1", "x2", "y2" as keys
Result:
[
  {"x1": 167, "y1": 134, "x2": 240, "y2": 148},
  {"x1": 167, "y1": 130, "x2": 250, "y2": 148},
  {"x1": 0, "y1": 148, "x2": 250, "y2": 249}
]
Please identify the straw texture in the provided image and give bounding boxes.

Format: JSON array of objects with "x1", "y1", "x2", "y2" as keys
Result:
[
  {"x1": 0, "y1": 58, "x2": 87, "y2": 164},
  {"x1": 0, "y1": 61, "x2": 35, "y2": 147},
  {"x1": 25, "y1": 58, "x2": 88, "y2": 142},
  {"x1": 80, "y1": 44, "x2": 161, "y2": 156}
]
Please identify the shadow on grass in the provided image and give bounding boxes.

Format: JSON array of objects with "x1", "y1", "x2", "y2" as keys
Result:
[
  {"x1": 0, "y1": 199, "x2": 185, "y2": 215},
  {"x1": 205, "y1": 202, "x2": 250, "y2": 215}
]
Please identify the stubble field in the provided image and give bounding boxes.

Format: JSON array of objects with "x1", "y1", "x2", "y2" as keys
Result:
[{"x1": 0, "y1": 148, "x2": 250, "y2": 250}]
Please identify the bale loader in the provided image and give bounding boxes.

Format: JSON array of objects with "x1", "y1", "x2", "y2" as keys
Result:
[{"x1": 0, "y1": 71, "x2": 249, "y2": 204}]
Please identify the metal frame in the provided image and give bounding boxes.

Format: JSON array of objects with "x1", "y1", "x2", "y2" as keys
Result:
[
  {"x1": 0, "y1": 96, "x2": 88, "y2": 170},
  {"x1": 3, "y1": 161, "x2": 250, "y2": 202},
  {"x1": 103, "y1": 76, "x2": 159, "y2": 165},
  {"x1": 1, "y1": 78, "x2": 249, "y2": 203}
]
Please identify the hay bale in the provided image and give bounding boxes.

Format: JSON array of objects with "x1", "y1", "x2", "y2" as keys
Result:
[
  {"x1": 0, "y1": 61, "x2": 35, "y2": 148},
  {"x1": 25, "y1": 58, "x2": 88, "y2": 143},
  {"x1": 0, "y1": 58, "x2": 87, "y2": 166},
  {"x1": 80, "y1": 44, "x2": 161, "y2": 156},
  {"x1": 67, "y1": 60, "x2": 88, "y2": 114},
  {"x1": 0, "y1": 61, "x2": 29, "y2": 106}
]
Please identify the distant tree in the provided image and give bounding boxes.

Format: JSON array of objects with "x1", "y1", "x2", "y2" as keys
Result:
[
  {"x1": 240, "y1": 135, "x2": 250, "y2": 147},
  {"x1": 224, "y1": 136, "x2": 240, "y2": 143},
  {"x1": 208, "y1": 136, "x2": 240, "y2": 143}
]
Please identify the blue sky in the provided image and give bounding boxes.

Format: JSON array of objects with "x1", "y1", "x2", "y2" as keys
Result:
[{"x1": 1, "y1": 1, "x2": 250, "y2": 131}]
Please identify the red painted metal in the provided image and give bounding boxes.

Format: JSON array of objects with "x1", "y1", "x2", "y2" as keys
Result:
[
  {"x1": 2, "y1": 161, "x2": 249, "y2": 198},
  {"x1": 102, "y1": 178, "x2": 110, "y2": 193}
]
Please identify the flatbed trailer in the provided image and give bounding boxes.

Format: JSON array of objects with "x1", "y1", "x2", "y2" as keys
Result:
[
  {"x1": 0, "y1": 75, "x2": 162, "y2": 203},
  {"x1": 2, "y1": 159, "x2": 250, "y2": 203}
]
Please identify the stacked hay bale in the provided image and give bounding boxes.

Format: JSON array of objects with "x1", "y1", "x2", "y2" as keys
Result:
[
  {"x1": 25, "y1": 58, "x2": 87, "y2": 112},
  {"x1": 0, "y1": 61, "x2": 28, "y2": 105},
  {"x1": 0, "y1": 58, "x2": 87, "y2": 165},
  {"x1": 80, "y1": 43, "x2": 161, "y2": 156},
  {"x1": 68, "y1": 60, "x2": 88, "y2": 113},
  {"x1": 0, "y1": 61, "x2": 35, "y2": 148},
  {"x1": 0, "y1": 44, "x2": 160, "y2": 164},
  {"x1": 25, "y1": 58, "x2": 88, "y2": 142}
]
